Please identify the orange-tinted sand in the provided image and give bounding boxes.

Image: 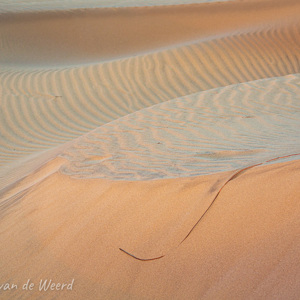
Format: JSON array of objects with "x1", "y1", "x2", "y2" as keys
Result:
[
  {"x1": 0, "y1": 0, "x2": 300, "y2": 299},
  {"x1": 1, "y1": 157, "x2": 300, "y2": 299}
]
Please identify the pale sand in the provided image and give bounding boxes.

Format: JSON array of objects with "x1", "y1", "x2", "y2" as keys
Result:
[
  {"x1": 0, "y1": 0, "x2": 230, "y2": 14},
  {"x1": 59, "y1": 74, "x2": 300, "y2": 180},
  {"x1": 1, "y1": 0, "x2": 299, "y2": 66},
  {"x1": 1, "y1": 0, "x2": 300, "y2": 298},
  {"x1": 1, "y1": 18, "x2": 300, "y2": 165}
]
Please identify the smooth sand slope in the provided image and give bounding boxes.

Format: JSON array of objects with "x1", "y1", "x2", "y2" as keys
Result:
[
  {"x1": 0, "y1": 0, "x2": 230, "y2": 14},
  {"x1": 1, "y1": 0, "x2": 299, "y2": 66},
  {"x1": 1, "y1": 0, "x2": 300, "y2": 299},
  {"x1": 0, "y1": 155, "x2": 300, "y2": 299}
]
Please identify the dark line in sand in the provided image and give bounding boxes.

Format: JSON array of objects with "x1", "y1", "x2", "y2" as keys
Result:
[
  {"x1": 119, "y1": 248, "x2": 165, "y2": 261},
  {"x1": 119, "y1": 153, "x2": 300, "y2": 261}
]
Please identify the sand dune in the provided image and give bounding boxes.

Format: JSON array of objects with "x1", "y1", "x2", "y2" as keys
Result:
[
  {"x1": 1, "y1": 17, "x2": 300, "y2": 166},
  {"x1": 0, "y1": 0, "x2": 230, "y2": 14},
  {"x1": 1, "y1": 0, "x2": 300, "y2": 299},
  {"x1": 0, "y1": 153, "x2": 300, "y2": 299},
  {"x1": 60, "y1": 74, "x2": 300, "y2": 180},
  {"x1": 1, "y1": 0, "x2": 299, "y2": 66}
]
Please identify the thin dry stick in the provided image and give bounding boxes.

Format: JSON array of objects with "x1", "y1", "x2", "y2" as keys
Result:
[
  {"x1": 179, "y1": 162, "x2": 263, "y2": 244},
  {"x1": 119, "y1": 248, "x2": 165, "y2": 261},
  {"x1": 119, "y1": 153, "x2": 300, "y2": 261}
]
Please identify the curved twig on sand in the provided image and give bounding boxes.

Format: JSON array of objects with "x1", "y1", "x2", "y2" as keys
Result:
[{"x1": 119, "y1": 153, "x2": 300, "y2": 261}]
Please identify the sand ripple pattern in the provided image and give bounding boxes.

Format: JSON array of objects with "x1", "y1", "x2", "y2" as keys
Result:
[
  {"x1": 60, "y1": 74, "x2": 300, "y2": 180},
  {"x1": 1, "y1": 21, "x2": 300, "y2": 166}
]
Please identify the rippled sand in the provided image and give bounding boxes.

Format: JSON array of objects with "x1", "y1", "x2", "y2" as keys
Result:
[{"x1": 1, "y1": 0, "x2": 300, "y2": 299}]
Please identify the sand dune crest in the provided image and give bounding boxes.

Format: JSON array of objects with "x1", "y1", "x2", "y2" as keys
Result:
[
  {"x1": 1, "y1": 19, "x2": 300, "y2": 166},
  {"x1": 1, "y1": 0, "x2": 300, "y2": 299}
]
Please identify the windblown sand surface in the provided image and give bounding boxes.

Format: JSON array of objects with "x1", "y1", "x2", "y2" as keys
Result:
[{"x1": 0, "y1": 0, "x2": 300, "y2": 299}]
